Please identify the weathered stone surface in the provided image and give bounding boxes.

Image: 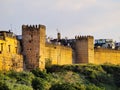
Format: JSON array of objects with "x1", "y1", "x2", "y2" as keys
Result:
[
  {"x1": 22, "y1": 25, "x2": 46, "y2": 70},
  {"x1": 0, "y1": 31, "x2": 23, "y2": 71}
]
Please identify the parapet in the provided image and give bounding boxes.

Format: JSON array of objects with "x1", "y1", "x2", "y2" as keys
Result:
[
  {"x1": 0, "y1": 31, "x2": 16, "y2": 39},
  {"x1": 75, "y1": 35, "x2": 94, "y2": 40},
  {"x1": 22, "y1": 24, "x2": 46, "y2": 30}
]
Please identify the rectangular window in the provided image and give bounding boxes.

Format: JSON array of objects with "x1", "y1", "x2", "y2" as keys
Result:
[
  {"x1": 31, "y1": 34, "x2": 33, "y2": 38},
  {"x1": 1, "y1": 43, "x2": 3, "y2": 52},
  {"x1": 15, "y1": 47, "x2": 17, "y2": 53},
  {"x1": 8, "y1": 45, "x2": 10, "y2": 52}
]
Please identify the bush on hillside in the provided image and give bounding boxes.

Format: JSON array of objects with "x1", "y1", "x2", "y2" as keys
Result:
[
  {"x1": 101, "y1": 64, "x2": 120, "y2": 87},
  {"x1": 86, "y1": 84, "x2": 105, "y2": 90},
  {"x1": 31, "y1": 68, "x2": 50, "y2": 80},
  {"x1": 6, "y1": 83, "x2": 33, "y2": 90},
  {"x1": 50, "y1": 83, "x2": 76, "y2": 90},
  {"x1": 0, "y1": 81, "x2": 9, "y2": 90},
  {"x1": 0, "y1": 64, "x2": 120, "y2": 90},
  {"x1": 7, "y1": 71, "x2": 34, "y2": 86},
  {"x1": 32, "y1": 77, "x2": 50, "y2": 90},
  {"x1": 46, "y1": 65, "x2": 65, "y2": 73}
]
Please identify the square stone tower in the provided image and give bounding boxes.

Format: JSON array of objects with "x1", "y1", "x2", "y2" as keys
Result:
[
  {"x1": 75, "y1": 36, "x2": 94, "y2": 63},
  {"x1": 22, "y1": 25, "x2": 46, "y2": 70}
]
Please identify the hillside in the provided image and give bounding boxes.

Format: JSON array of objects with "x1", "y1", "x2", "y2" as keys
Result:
[{"x1": 0, "y1": 64, "x2": 120, "y2": 90}]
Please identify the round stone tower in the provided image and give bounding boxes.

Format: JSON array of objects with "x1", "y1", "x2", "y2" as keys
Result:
[{"x1": 75, "y1": 35, "x2": 94, "y2": 63}]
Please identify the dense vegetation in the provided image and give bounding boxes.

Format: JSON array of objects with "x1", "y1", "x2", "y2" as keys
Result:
[{"x1": 0, "y1": 64, "x2": 120, "y2": 90}]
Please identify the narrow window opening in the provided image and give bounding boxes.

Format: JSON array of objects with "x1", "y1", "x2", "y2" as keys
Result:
[
  {"x1": 29, "y1": 40, "x2": 31, "y2": 43},
  {"x1": 15, "y1": 47, "x2": 17, "y2": 53},
  {"x1": 1, "y1": 43, "x2": 3, "y2": 52},
  {"x1": 31, "y1": 34, "x2": 33, "y2": 38},
  {"x1": 8, "y1": 45, "x2": 10, "y2": 52}
]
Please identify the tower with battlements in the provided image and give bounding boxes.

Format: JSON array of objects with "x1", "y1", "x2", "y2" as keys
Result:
[
  {"x1": 75, "y1": 35, "x2": 94, "y2": 63},
  {"x1": 22, "y1": 25, "x2": 46, "y2": 70}
]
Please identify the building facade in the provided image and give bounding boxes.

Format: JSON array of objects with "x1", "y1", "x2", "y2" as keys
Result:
[{"x1": 0, "y1": 31, "x2": 23, "y2": 71}]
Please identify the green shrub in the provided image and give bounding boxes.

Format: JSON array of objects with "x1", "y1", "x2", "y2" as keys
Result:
[
  {"x1": 50, "y1": 83, "x2": 76, "y2": 90},
  {"x1": 7, "y1": 71, "x2": 34, "y2": 86},
  {"x1": 46, "y1": 65, "x2": 66, "y2": 73},
  {"x1": 0, "y1": 81, "x2": 9, "y2": 90},
  {"x1": 6, "y1": 83, "x2": 33, "y2": 90},
  {"x1": 31, "y1": 68, "x2": 50, "y2": 80},
  {"x1": 86, "y1": 84, "x2": 105, "y2": 90},
  {"x1": 32, "y1": 77, "x2": 50, "y2": 90},
  {"x1": 71, "y1": 83, "x2": 86, "y2": 90},
  {"x1": 50, "y1": 83, "x2": 102, "y2": 90},
  {"x1": 102, "y1": 64, "x2": 120, "y2": 87},
  {"x1": 45, "y1": 58, "x2": 52, "y2": 68}
]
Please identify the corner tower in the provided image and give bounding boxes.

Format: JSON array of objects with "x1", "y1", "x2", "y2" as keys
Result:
[
  {"x1": 75, "y1": 36, "x2": 94, "y2": 63},
  {"x1": 22, "y1": 25, "x2": 46, "y2": 70}
]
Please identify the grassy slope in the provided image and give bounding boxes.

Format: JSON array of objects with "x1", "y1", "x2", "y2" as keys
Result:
[{"x1": 0, "y1": 64, "x2": 120, "y2": 90}]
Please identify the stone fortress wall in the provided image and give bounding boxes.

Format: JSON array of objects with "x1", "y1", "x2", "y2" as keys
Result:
[
  {"x1": 74, "y1": 36, "x2": 94, "y2": 64},
  {"x1": 22, "y1": 25, "x2": 72, "y2": 70},
  {"x1": 0, "y1": 24, "x2": 120, "y2": 71},
  {"x1": 45, "y1": 43, "x2": 72, "y2": 65},
  {"x1": 94, "y1": 48, "x2": 120, "y2": 64},
  {"x1": 75, "y1": 35, "x2": 120, "y2": 65}
]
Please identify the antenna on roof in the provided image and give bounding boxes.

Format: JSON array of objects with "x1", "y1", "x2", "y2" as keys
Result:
[
  {"x1": 10, "y1": 24, "x2": 12, "y2": 32},
  {"x1": 56, "y1": 28, "x2": 61, "y2": 40}
]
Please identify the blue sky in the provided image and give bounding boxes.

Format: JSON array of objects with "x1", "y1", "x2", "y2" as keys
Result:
[{"x1": 0, "y1": 0, "x2": 120, "y2": 41}]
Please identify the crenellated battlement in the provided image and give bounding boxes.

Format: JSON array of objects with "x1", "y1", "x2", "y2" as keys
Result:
[
  {"x1": 22, "y1": 24, "x2": 46, "y2": 30},
  {"x1": 22, "y1": 24, "x2": 46, "y2": 70},
  {"x1": 75, "y1": 35, "x2": 94, "y2": 64},
  {"x1": 75, "y1": 35, "x2": 94, "y2": 40},
  {"x1": 2, "y1": 23, "x2": 120, "y2": 71}
]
